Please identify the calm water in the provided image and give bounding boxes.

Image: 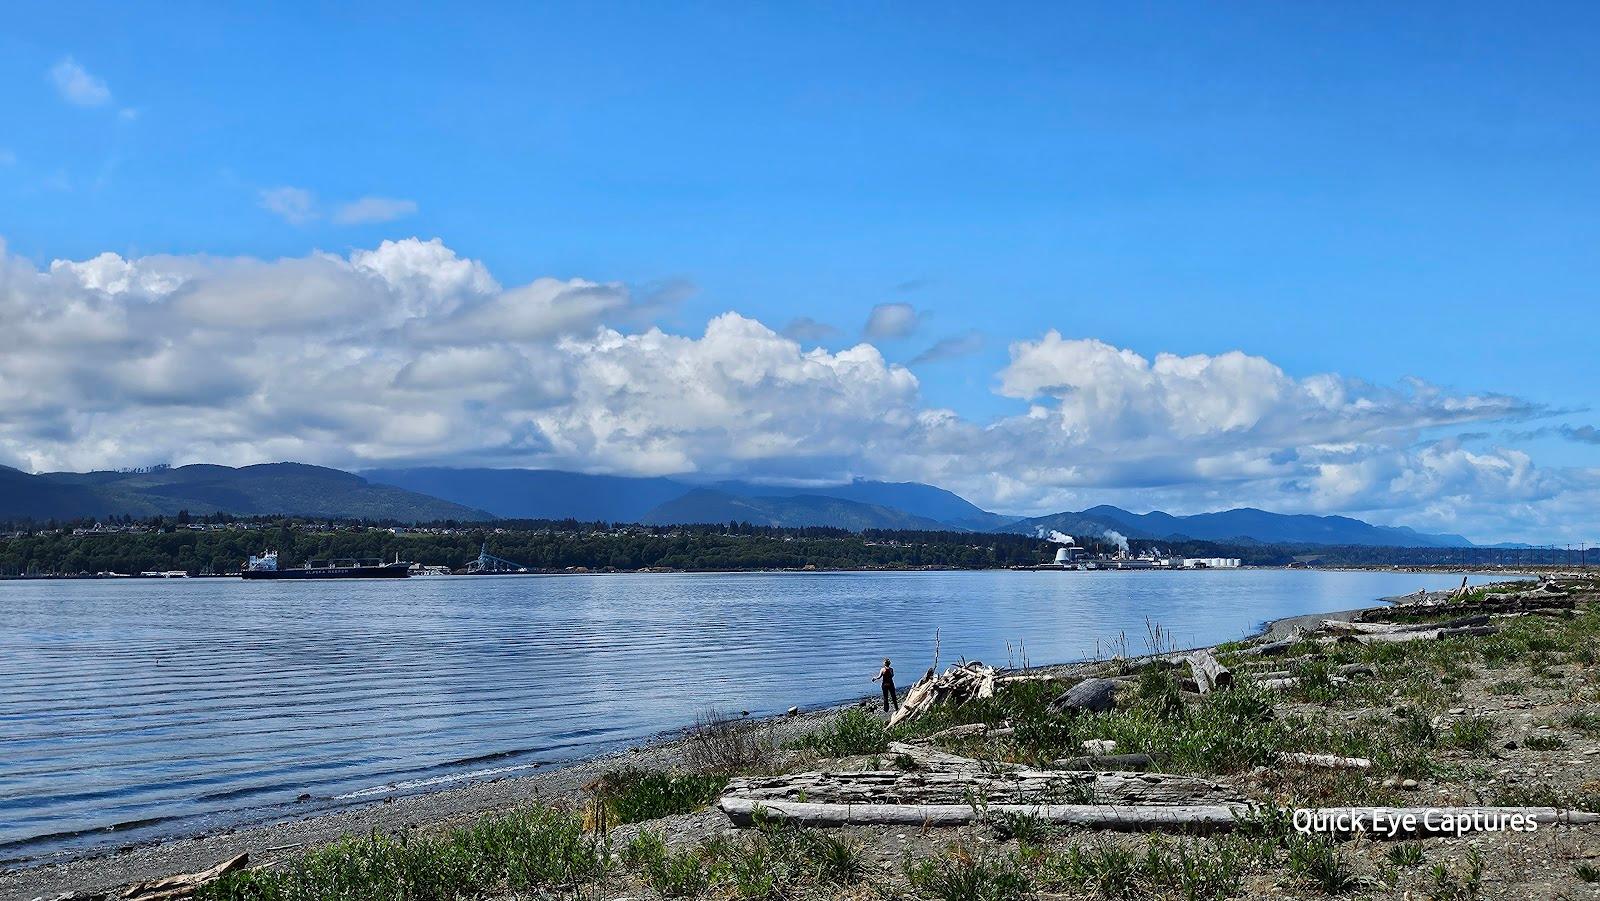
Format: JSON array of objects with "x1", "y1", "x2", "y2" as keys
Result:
[{"x1": 0, "y1": 569, "x2": 1509, "y2": 860}]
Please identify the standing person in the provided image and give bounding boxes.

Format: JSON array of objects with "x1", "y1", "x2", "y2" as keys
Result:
[{"x1": 873, "y1": 658, "x2": 898, "y2": 712}]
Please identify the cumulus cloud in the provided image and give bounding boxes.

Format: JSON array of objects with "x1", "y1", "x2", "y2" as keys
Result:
[
  {"x1": 334, "y1": 196, "x2": 420, "y2": 225},
  {"x1": 50, "y1": 57, "x2": 111, "y2": 107},
  {"x1": 0, "y1": 238, "x2": 1588, "y2": 542},
  {"x1": 259, "y1": 186, "x2": 319, "y2": 225},
  {"x1": 911, "y1": 330, "x2": 983, "y2": 365},
  {"x1": 862, "y1": 302, "x2": 921, "y2": 339}
]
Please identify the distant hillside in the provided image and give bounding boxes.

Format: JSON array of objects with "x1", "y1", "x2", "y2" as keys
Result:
[
  {"x1": 996, "y1": 504, "x2": 1472, "y2": 548},
  {"x1": 714, "y1": 478, "x2": 1011, "y2": 531},
  {"x1": 1, "y1": 463, "x2": 492, "y2": 523},
  {"x1": 363, "y1": 467, "x2": 686, "y2": 522},
  {"x1": 641, "y1": 489, "x2": 954, "y2": 531},
  {"x1": 363, "y1": 467, "x2": 1005, "y2": 530}
]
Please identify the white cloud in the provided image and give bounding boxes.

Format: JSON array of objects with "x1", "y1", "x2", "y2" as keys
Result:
[
  {"x1": 0, "y1": 238, "x2": 1585, "y2": 542},
  {"x1": 863, "y1": 302, "x2": 921, "y2": 339},
  {"x1": 258, "y1": 186, "x2": 319, "y2": 225},
  {"x1": 334, "y1": 196, "x2": 420, "y2": 225},
  {"x1": 50, "y1": 57, "x2": 112, "y2": 107}
]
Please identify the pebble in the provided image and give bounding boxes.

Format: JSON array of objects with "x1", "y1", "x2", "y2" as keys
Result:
[
  {"x1": 1382, "y1": 777, "x2": 1397, "y2": 788},
  {"x1": 786, "y1": 706, "x2": 800, "y2": 716},
  {"x1": 1402, "y1": 779, "x2": 1419, "y2": 790}
]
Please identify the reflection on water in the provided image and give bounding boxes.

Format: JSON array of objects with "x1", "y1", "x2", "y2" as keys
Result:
[{"x1": 0, "y1": 569, "x2": 1508, "y2": 858}]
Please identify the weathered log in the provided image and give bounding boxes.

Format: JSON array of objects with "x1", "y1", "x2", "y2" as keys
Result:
[
  {"x1": 1279, "y1": 752, "x2": 1371, "y2": 770},
  {"x1": 1186, "y1": 650, "x2": 1232, "y2": 693},
  {"x1": 886, "y1": 741, "x2": 1020, "y2": 772},
  {"x1": 1355, "y1": 625, "x2": 1497, "y2": 645},
  {"x1": 995, "y1": 672, "x2": 1070, "y2": 684},
  {"x1": 119, "y1": 853, "x2": 249, "y2": 901},
  {"x1": 1050, "y1": 677, "x2": 1120, "y2": 714},
  {"x1": 1051, "y1": 753, "x2": 1155, "y2": 771},
  {"x1": 1335, "y1": 663, "x2": 1376, "y2": 679},
  {"x1": 923, "y1": 723, "x2": 990, "y2": 743},
  {"x1": 1258, "y1": 677, "x2": 1299, "y2": 691},
  {"x1": 1366, "y1": 597, "x2": 1573, "y2": 622},
  {"x1": 720, "y1": 798, "x2": 1251, "y2": 830},
  {"x1": 1239, "y1": 636, "x2": 1300, "y2": 657},
  {"x1": 723, "y1": 767, "x2": 1235, "y2": 806},
  {"x1": 720, "y1": 799, "x2": 1600, "y2": 835},
  {"x1": 1081, "y1": 739, "x2": 1118, "y2": 755}
]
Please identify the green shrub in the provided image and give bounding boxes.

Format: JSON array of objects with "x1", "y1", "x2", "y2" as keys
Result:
[
  {"x1": 905, "y1": 848, "x2": 1031, "y2": 901},
  {"x1": 792, "y1": 707, "x2": 889, "y2": 756},
  {"x1": 1445, "y1": 715, "x2": 1497, "y2": 752},
  {"x1": 1286, "y1": 836, "x2": 1358, "y2": 894},
  {"x1": 200, "y1": 807, "x2": 610, "y2": 901},
  {"x1": 590, "y1": 768, "x2": 728, "y2": 825}
]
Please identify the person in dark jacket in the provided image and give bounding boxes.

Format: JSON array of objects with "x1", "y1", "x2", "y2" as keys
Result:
[{"x1": 873, "y1": 658, "x2": 898, "y2": 712}]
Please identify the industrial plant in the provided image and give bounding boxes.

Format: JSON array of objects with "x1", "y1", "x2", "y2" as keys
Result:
[{"x1": 1022, "y1": 537, "x2": 1241, "y2": 571}]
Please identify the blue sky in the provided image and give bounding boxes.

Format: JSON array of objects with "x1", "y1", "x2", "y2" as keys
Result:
[{"x1": 1, "y1": 4, "x2": 1597, "y2": 542}]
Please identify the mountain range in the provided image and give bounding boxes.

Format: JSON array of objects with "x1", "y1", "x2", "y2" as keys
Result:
[
  {"x1": 996, "y1": 504, "x2": 1473, "y2": 549},
  {"x1": 0, "y1": 463, "x2": 491, "y2": 523},
  {"x1": 0, "y1": 462, "x2": 1477, "y2": 548}
]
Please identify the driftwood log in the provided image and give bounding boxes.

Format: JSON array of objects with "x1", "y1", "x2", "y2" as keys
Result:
[
  {"x1": 117, "y1": 853, "x2": 249, "y2": 901},
  {"x1": 1051, "y1": 753, "x2": 1155, "y2": 771},
  {"x1": 723, "y1": 768, "x2": 1237, "y2": 805},
  {"x1": 1239, "y1": 635, "x2": 1301, "y2": 657},
  {"x1": 720, "y1": 797, "x2": 1250, "y2": 830},
  {"x1": 1185, "y1": 650, "x2": 1233, "y2": 693},
  {"x1": 1279, "y1": 752, "x2": 1372, "y2": 770},
  {"x1": 720, "y1": 799, "x2": 1600, "y2": 835},
  {"x1": 886, "y1": 741, "x2": 1022, "y2": 772},
  {"x1": 1366, "y1": 596, "x2": 1574, "y2": 620},
  {"x1": 889, "y1": 663, "x2": 997, "y2": 727},
  {"x1": 1353, "y1": 625, "x2": 1497, "y2": 645}
]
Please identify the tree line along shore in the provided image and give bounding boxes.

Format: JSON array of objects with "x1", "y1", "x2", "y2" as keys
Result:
[
  {"x1": 12, "y1": 575, "x2": 1600, "y2": 901},
  {"x1": 0, "y1": 516, "x2": 1581, "y2": 578}
]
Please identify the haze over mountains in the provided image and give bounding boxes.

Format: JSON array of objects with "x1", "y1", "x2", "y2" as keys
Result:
[{"x1": 0, "y1": 462, "x2": 1477, "y2": 548}]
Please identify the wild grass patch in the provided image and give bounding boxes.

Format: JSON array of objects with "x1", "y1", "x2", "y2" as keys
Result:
[
  {"x1": 199, "y1": 807, "x2": 611, "y2": 901},
  {"x1": 790, "y1": 706, "x2": 889, "y2": 756},
  {"x1": 589, "y1": 768, "x2": 728, "y2": 826}
]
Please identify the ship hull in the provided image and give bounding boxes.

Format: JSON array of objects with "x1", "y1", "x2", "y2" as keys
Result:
[{"x1": 241, "y1": 564, "x2": 410, "y2": 580}]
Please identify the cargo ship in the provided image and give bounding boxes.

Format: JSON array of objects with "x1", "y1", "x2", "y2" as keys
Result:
[{"x1": 241, "y1": 551, "x2": 411, "y2": 580}]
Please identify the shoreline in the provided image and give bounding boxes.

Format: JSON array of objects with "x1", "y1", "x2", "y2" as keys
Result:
[{"x1": 0, "y1": 574, "x2": 1526, "y2": 899}]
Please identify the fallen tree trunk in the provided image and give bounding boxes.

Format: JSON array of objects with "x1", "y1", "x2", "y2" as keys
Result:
[
  {"x1": 1051, "y1": 753, "x2": 1155, "y2": 771},
  {"x1": 1279, "y1": 752, "x2": 1371, "y2": 770},
  {"x1": 1239, "y1": 636, "x2": 1301, "y2": 657},
  {"x1": 720, "y1": 798, "x2": 1251, "y2": 830},
  {"x1": 1186, "y1": 650, "x2": 1233, "y2": 693},
  {"x1": 1366, "y1": 597, "x2": 1574, "y2": 621},
  {"x1": 723, "y1": 767, "x2": 1236, "y2": 805},
  {"x1": 922, "y1": 723, "x2": 990, "y2": 743},
  {"x1": 1354, "y1": 625, "x2": 1497, "y2": 645},
  {"x1": 119, "y1": 853, "x2": 249, "y2": 901},
  {"x1": 886, "y1": 741, "x2": 1021, "y2": 772},
  {"x1": 720, "y1": 799, "x2": 1600, "y2": 835}
]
